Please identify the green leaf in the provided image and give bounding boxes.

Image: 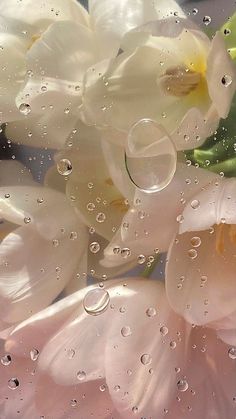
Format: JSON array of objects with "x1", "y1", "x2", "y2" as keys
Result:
[{"x1": 221, "y1": 12, "x2": 236, "y2": 61}]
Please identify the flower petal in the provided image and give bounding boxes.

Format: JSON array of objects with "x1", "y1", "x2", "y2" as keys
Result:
[
  {"x1": 206, "y1": 31, "x2": 236, "y2": 119},
  {"x1": 166, "y1": 228, "x2": 236, "y2": 325},
  {"x1": 89, "y1": 0, "x2": 185, "y2": 58}
]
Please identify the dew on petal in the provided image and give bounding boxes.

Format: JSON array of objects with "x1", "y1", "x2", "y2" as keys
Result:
[
  {"x1": 8, "y1": 378, "x2": 20, "y2": 390},
  {"x1": 146, "y1": 307, "x2": 157, "y2": 317},
  {"x1": 177, "y1": 379, "x2": 189, "y2": 392},
  {"x1": 83, "y1": 289, "x2": 110, "y2": 316},
  {"x1": 89, "y1": 241, "x2": 100, "y2": 253},
  {"x1": 140, "y1": 354, "x2": 152, "y2": 365},
  {"x1": 19, "y1": 103, "x2": 31, "y2": 115},
  {"x1": 125, "y1": 119, "x2": 177, "y2": 193},
  {"x1": 160, "y1": 326, "x2": 169, "y2": 336},
  {"x1": 222, "y1": 75, "x2": 233, "y2": 87},
  {"x1": 77, "y1": 371, "x2": 86, "y2": 381},
  {"x1": 228, "y1": 347, "x2": 236, "y2": 360},
  {"x1": 121, "y1": 326, "x2": 132, "y2": 337},
  {"x1": 1, "y1": 354, "x2": 11, "y2": 366},
  {"x1": 57, "y1": 159, "x2": 73, "y2": 176},
  {"x1": 30, "y1": 348, "x2": 39, "y2": 361}
]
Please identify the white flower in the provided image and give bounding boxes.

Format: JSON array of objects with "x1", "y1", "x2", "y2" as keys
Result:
[
  {"x1": 4, "y1": 278, "x2": 236, "y2": 418},
  {"x1": 165, "y1": 176, "x2": 236, "y2": 336},
  {"x1": 1, "y1": 0, "x2": 185, "y2": 149},
  {"x1": 0, "y1": 161, "x2": 87, "y2": 330},
  {"x1": 82, "y1": 20, "x2": 236, "y2": 150}
]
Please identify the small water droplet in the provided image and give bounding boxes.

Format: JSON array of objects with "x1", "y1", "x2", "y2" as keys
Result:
[
  {"x1": 203, "y1": 15, "x2": 211, "y2": 25},
  {"x1": 8, "y1": 378, "x2": 19, "y2": 390},
  {"x1": 188, "y1": 249, "x2": 198, "y2": 259},
  {"x1": 96, "y1": 212, "x2": 106, "y2": 223},
  {"x1": 1, "y1": 354, "x2": 11, "y2": 366},
  {"x1": 140, "y1": 354, "x2": 152, "y2": 365},
  {"x1": 137, "y1": 254, "x2": 146, "y2": 264},
  {"x1": 177, "y1": 379, "x2": 188, "y2": 392},
  {"x1": 57, "y1": 159, "x2": 72, "y2": 176},
  {"x1": 89, "y1": 241, "x2": 100, "y2": 253},
  {"x1": 83, "y1": 288, "x2": 110, "y2": 315},
  {"x1": 191, "y1": 199, "x2": 200, "y2": 210},
  {"x1": 24, "y1": 216, "x2": 31, "y2": 224},
  {"x1": 19, "y1": 103, "x2": 31, "y2": 115},
  {"x1": 121, "y1": 326, "x2": 132, "y2": 337},
  {"x1": 222, "y1": 75, "x2": 232, "y2": 87},
  {"x1": 77, "y1": 371, "x2": 86, "y2": 381},
  {"x1": 121, "y1": 248, "x2": 131, "y2": 258},
  {"x1": 146, "y1": 307, "x2": 157, "y2": 317},
  {"x1": 30, "y1": 348, "x2": 39, "y2": 361},
  {"x1": 160, "y1": 326, "x2": 168, "y2": 336},
  {"x1": 190, "y1": 237, "x2": 201, "y2": 248},
  {"x1": 228, "y1": 347, "x2": 236, "y2": 360}
]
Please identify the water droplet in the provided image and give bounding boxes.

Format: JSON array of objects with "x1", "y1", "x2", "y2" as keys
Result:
[
  {"x1": 177, "y1": 379, "x2": 188, "y2": 392},
  {"x1": 121, "y1": 248, "x2": 131, "y2": 258},
  {"x1": 83, "y1": 288, "x2": 110, "y2": 316},
  {"x1": 190, "y1": 237, "x2": 201, "y2": 248},
  {"x1": 67, "y1": 349, "x2": 75, "y2": 359},
  {"x1": 140, "y1": 354, "x2": 152, "y2": 365},
  {"x1": 192, "y1": 8, "x2": 198, "y2": 15},
  {"x1": 99, "y1": 384, "x2": 106, "y2": 392},
  {"x1": 19, "y1": 103, "x2": 31, "y2": 115},
  {"x1": 170, "y1": 341, "x2": 177, "y2": 349},
  {"x1": 89, "y1": 241, "x2": 100, "y2": 254},
  {"x1": 30, "y1": 348, "x2": 39, "y2": 361},
  {"x1": 24, "y1": 216, "x2": 31, "y2": 224},
  {"x1": 87, "y1": 202, "x2": 95, "y2": 211},
  {"x1": 96, "y1": 212, "x2": 106, "y2": 223},
  {"x1": 132, "y1": 406, "x2": 138, "y2": 414},
  {"x1": 160, "y1": 326, "x2": 168, "y2": 336},
  {"x1": 228, "y1": 347, "x2": 236, "y2": 359},
  {"x1": 137, "y1": 254, "x2": 146, "y2": 264},
  {"x1": 121, "y1": 326, "x2": 132, "y2": 337},
  {"x1": 77, "y1": 371, "x2": 86, "y2": 381},
  {"x1": 188, "y1": 249, "x2": 198, "y2": 259},
  {"x1": 203, "y1": 15, "x2": 211, "y2": 25},
  {"x1": 70, "y1": 399, "x2": 78, "y2": 407},
  {"x1": 1, "y1": 354, "x2": 11, "y2": 366},
  {"x1": 57, "y1": 159, "x2": 72, "y2": 176},
  {"x1": 8, "y1": 378, "x2": 19, "y2": 390},
  {"x1": 146, "y1": 307, "x2": 157, "y2": 317},
  {"x1": 222, "y1": 75, "x2": 232, "y2": 87},
  {"x1": 191, "y1": 199, "x2": 200, "y2": 210},
  {"x1": 125, "y1": 119, "x2": 176, "y2": 193},
  {"x1": 114, "y1": 385, "x2": 121, "y2": 392}
]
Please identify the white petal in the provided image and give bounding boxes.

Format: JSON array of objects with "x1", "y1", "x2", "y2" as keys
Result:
[
  {"x1": 179, "y1": 177, "x2": 236, "y2": 234},
  {"x1": 166, "y1": 228, "x2": 236, "y2": 325},
  {"x1": 89, "y1": 0, "x2": 185, "y2": 58},
  {"x1": 102, "y1": 163, "x2": 216, "y2": 268},
  {"x1": 104, "y1": 279, "x2": 189, "y2": 418},
  {"x1": 0, "y1": 0, "x2": 89, "y2": 30},
  {"x1": 207, "y1": 32, "x2": 236, "y2": 119}
]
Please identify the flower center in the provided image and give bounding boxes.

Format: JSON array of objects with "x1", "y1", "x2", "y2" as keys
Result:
[
  {"x1": 161, "y1": 66, "x2": 202, "y2": 97},
  {"x1": 215, "y1": 223, "x2": 236, "y2": 255},
  {"x1": 105, "y1": 178, "x2": 129, "y2": 213},
  {"x1": 27, "y1": 34, "x2": 41, "y2": 51}
]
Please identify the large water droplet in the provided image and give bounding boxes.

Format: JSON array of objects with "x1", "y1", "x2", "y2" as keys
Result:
[
  {"x1": 8, "y1": 378, "x2": 19, "y2": 390},
  {"x1": 83, "y1": 288, "x2": 110, "y2": 316},
  {"x1": 177, "y1": 379, "x2": 188, "y2": 392},
  {"x1": 57, "y1": 159, "x2": 73, "y2": 176},
  {"x1": 125, "y1": 119, "x2": 176, "y2": 193},
  {"x1": 19, "y1": 103, "x2": 31, "y2": 115}
]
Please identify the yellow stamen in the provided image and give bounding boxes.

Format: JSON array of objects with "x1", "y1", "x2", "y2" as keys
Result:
[
  {"x1": 105, "y1": 178, "x2": 114, "y2": 186},
  {"x1": 27, "y1": 34, "x2": 41, "y2": 50},
  {"x1": 110, "y1": 198, "x2": 128, "y2": 212},
  {"x1": 215, "y1": 223, "x2": 236, "y2": 255},
  {"x1": 161, "y1": 66, "x2": 202, "y2": 97}
]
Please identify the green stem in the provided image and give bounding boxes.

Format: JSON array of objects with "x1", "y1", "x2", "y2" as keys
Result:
[{"x1": 142, "y1": 256, "x2": 160, "y2": 278}]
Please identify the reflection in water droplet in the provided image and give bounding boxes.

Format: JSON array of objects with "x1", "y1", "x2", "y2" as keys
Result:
[
  {"x1": 1, "y1": 354, "x2": 11, "y2": 366},
  {"x1": 8, "y1": 378, "x2": 19, "y2": 390},
  {"x1": 177, "y1": 379, "x2": 189, "y2": 392},
  {"x1": 83, "y1": 288, "x2": 110, "y2": 316},
  {"x1": 125, "y1": 119, "x2": 176, "y2": 193},
  {"x1": 77, "y1": 371, "x2": 86, "y2": 381},
  {"x1": 222, "y1": 75, "x2": 233, "y2": 87},
  {"x1": 30, "y1": 348, "x2": 39, "y2": 361},
  {"x1": 140, "y1": 354, "x2": 152, "y2": 365},
  {"x1": 160, "y1": 326, "x2": 168, "y2": 336},
  {"x1": 57, "y1": 159, "x2": 73, "y2": 176},
  {"x1": 228, "y1": 347, "x2": 236, "y2": 359},
  {"x1": 19, "y1": 103, "x2": 31, "y2": 115},
  {"x1": 121, "y1": 326, "x2": 132, "y2": 337}
]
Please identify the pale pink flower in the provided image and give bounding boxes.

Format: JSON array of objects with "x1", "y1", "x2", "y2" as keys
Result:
[{"x1": 2, "y1": 278, "x2": 236, "y2": 418}]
